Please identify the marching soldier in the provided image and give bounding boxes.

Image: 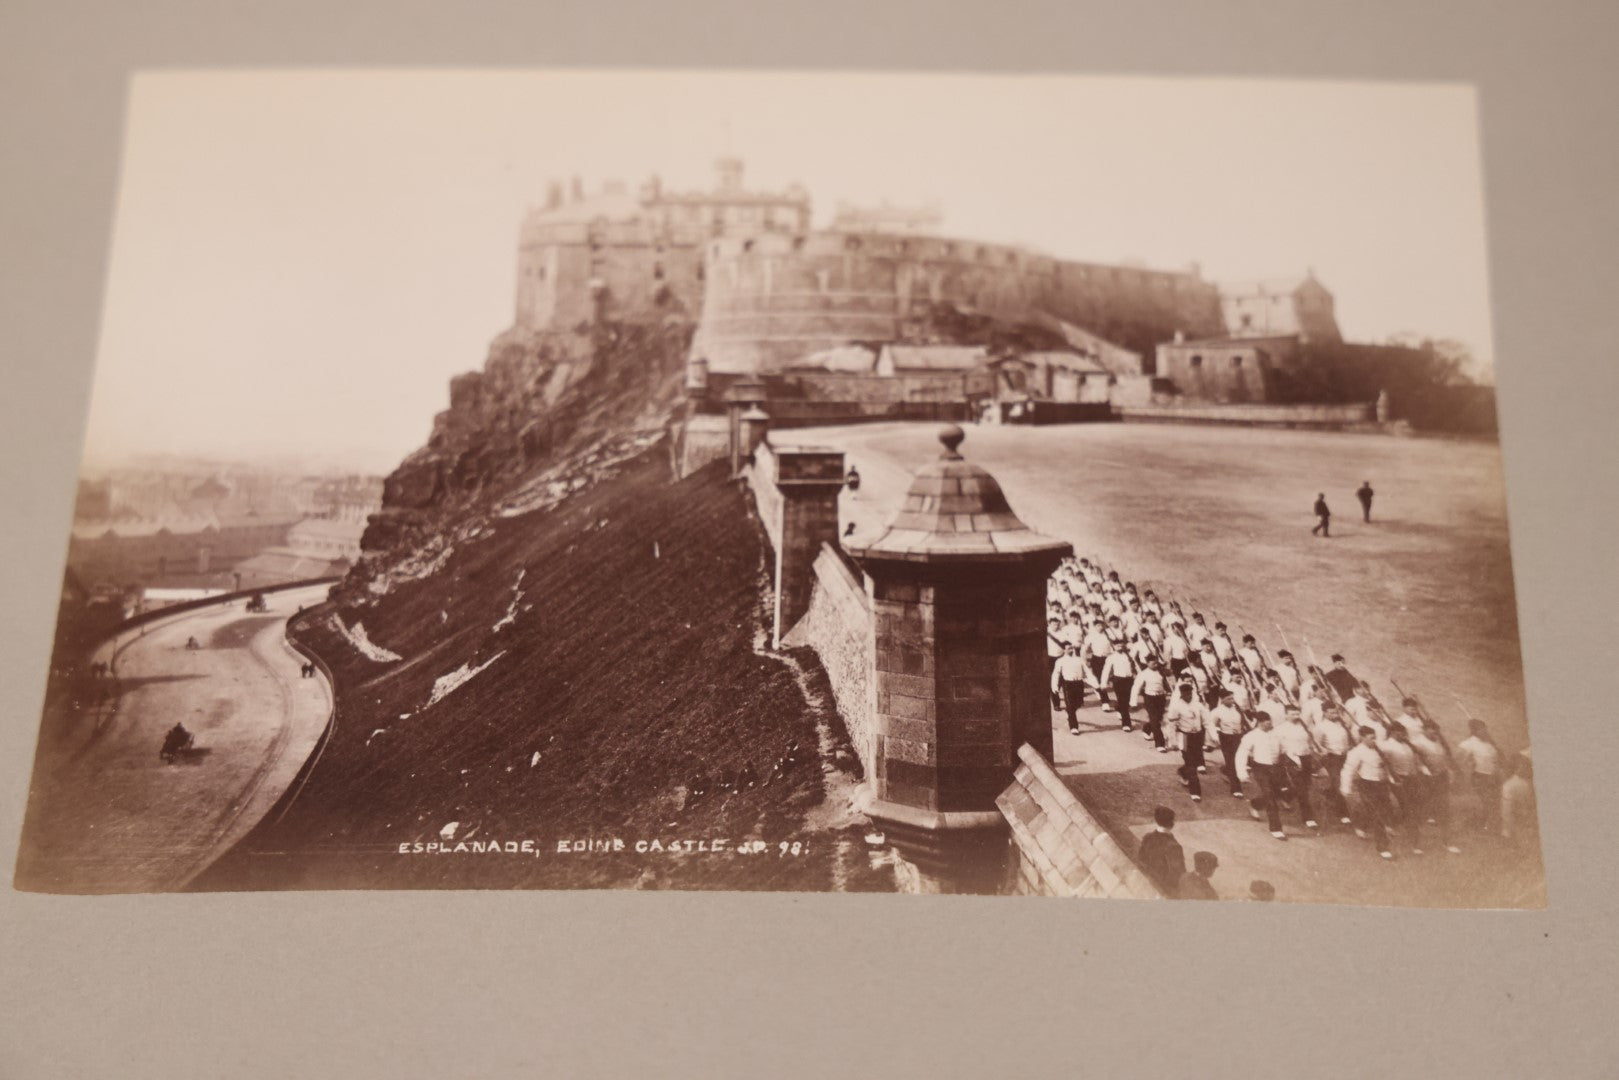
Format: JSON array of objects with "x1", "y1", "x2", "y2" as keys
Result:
[{"x1": 1168, "y1": 682, "x2": 1210, "y2": 802}]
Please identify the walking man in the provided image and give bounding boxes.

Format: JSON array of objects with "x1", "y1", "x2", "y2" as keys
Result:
[
  {"x1": 1455, "y1": 719, "x2": 1504, "y2": 834},
  {"x1": 1168, "y1": 682, "x2": 1209, "y2": 802},
  {"x1": 1051, "y1": 642, "x2": 1090, "y2": 736},
  {"x1": 1208, "y1": 690, "x2": 1247, "y2": 797},
  {"x1": 1312, "y1": 492, "x2": 1331, "y2": 537},
  {"x1": 1342, "y1": 726, "x2": 1397, "y2": 859},
  {"x1": 1278, "y1": 707, "x2": 1321, "y2": 830},
  {"x1": 1101, "y1": 639, "x2": 1138, "y2": 732},
  {"x1": 1235, "y1": 713, "x2": 1289, "y2": 840},
  {"x1": 1131, "y1": 657, "x2": 1171, "y2": 751},
  {"x1": 1356, "y1": 480, "x2": 1375, "y2": 522}
]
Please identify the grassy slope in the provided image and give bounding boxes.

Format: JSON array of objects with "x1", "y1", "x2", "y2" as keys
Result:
[{"x1": 199, "y1": 448, "x2": 889, "y2": 892}]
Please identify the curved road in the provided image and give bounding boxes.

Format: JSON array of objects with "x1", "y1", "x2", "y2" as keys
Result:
[{"x1": 14, "y1": 585, "x2": 332, "y2": 894}]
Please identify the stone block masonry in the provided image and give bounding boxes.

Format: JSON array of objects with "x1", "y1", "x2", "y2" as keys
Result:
[
  {"x1": 782, "y1": 545, "x2": 875, "y2": 776},
  {"x1": 998, "y1": 744, "x2": 1162, "y2": 900}
]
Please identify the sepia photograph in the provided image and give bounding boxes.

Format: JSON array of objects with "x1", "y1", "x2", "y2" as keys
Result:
[{"x1": 12, "y1": 68, "x2": 1539, "y2": 905}]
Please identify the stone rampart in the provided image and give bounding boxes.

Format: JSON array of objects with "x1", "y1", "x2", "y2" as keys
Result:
[
  {"x1": 997, "y1": 744, "x2": 1162, "y2": 900},
  {"x1": 693, "y1": 230, "x2": 1225, "y2": 374},
  {"x1": 782, "y1": 544, "x2": 876, "y2": 777}
]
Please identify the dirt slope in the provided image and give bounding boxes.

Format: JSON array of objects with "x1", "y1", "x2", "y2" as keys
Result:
[{"x1": 199, "y1": 448, "x2": 894, "y2": 892}]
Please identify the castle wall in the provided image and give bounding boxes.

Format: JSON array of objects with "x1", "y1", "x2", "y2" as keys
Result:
[
  {"x1": 693, "y1": 231, "x2": 1227, "y2": 375},
  {"x1": 516, "y1": 223, "x2": 706, "y2": 331}
]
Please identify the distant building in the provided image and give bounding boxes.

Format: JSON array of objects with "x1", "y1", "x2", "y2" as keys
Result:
[
  {"x1": 66, "y1": 513, "x2": 299, "y2": 589},
  {"x1": 1153, "y1": 332, "x2": 1300, "y2": 404},
  {"x1": 513, "y1": 158, "x2": 812, "y2": 332},
  {"x1": 1219, "y1": 273, "x2": 1341, "y2": 344}
]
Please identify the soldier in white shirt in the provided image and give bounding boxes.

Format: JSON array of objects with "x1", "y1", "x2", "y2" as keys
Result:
[
  {"x1": 1051, "y1": 642, "x2": 1091, "y2": 735},
  {"x1": 1167, "y1": 683, "x2": 1209, "y2": 801},
  {"x1": 1207, "y1": 690, "x2": 1248, "y2": 797},
  {"x1": 1163, "y1": 624, "x2": 1190, "y2": 678},
  {"x1": 1341, "y1": 727, "x2": 1396, "y2": 858},
  {"x1": 1238, "y1": 635, "x2": 1265, "y2": 679},
  {"x1": 1081, "y1": 624, "x2": 1116, "y2": 713},
  {"x1": 1278, "y1": 708, "x2": 1321, "y2": 829},
  {"x1": 1130, "y1": 658, "x2": 1171, "y2": 752},
  {"x1": 1380, "y1": 723, "x2": 1430, "y2": 854},
  {"x1": 1211, "y1": 623, "x2": 1235, "y2": 664},
  {"x1": 1342, "y1": 686, "x2": 1385, "y2": 740},
  {"x1": 1186, "y1": 614, "x2": 1210, "y2": 651},
  {"x1": 1501, "y1": 755, "x2": 1537, "y2": 846},
  {"x1": 1100, "y1": 641, "x2": 1138, "y2": 732},
  {"x1": 1275, "y1": 650, "x2": 1302, "y2": 700},
  {"x1": 1235, "y1": 714, "x2": 1289, "y2": 839},
  {"x1": 1309, "y1": 704, "x2": 1355, "y2": 825},
  {"x1": 1409, "y1": 718, "x2": 1463, "y2": 854},
  {"x1": 1454, "y1": 719, "x2": 1504, "y2": 834}
]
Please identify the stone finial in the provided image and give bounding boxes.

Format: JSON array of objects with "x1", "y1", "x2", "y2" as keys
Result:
[{"x1": 938, "y1": 424, "x2": 965, "y2": 460}]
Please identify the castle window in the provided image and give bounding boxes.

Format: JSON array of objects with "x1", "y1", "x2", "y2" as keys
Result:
[
  {"x1": 845, "y1": 236, "x2": 861, "y2": 251},
  {"x1": 653, "y1": 262, "x2": 665, "y2": 280},
  {"x1": 1240, "y1": 313, "x2": 1253, "y2": 329},
  {"x1": 1232, "y1": 356, "x2": 1244, "y2": 368},
  {"x1": 1190, "y1": 355, "x2": 1203, "y2": 369},
  {"x1": 742, "y1": 239, "x2": 753, "y2": 254}
]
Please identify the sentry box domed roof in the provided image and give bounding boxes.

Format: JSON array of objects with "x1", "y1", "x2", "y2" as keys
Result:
[{"x1": 846, "y1": 425, "x2": 1072, "y2": 566}]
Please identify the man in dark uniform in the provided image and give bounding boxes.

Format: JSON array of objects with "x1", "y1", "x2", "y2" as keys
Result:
[
  {"x1": 1356, "y1": 480, "x2": 1375, "y2": 522},
  {"x1": 1311, "y1": 492, "x2": 1331, "y2": 537},
  {"x1": 1136, "y1": 806, "x2": 1185, "y2": 898}
]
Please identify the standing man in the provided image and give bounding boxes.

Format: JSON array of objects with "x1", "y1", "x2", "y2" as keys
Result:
[
  {"x1": 1312, "y1": 492, "x2": 1331, "y2": 537},
  {"x1": 1235, "y1": 712, "x2": 1289, "y2": 840},
  {"x1": 1168, "y1": 681, "x2": 1209, "y2": 803},
  {"x1": 1136, "y1": 806, "x2": 1186, "y2": 898},
  {"x1": 1409, "y1": 718, "x2": 1463, "y2": 854},
  {"x1": 1356, "y1": 480, "x2": 1375, "y2": 523}
]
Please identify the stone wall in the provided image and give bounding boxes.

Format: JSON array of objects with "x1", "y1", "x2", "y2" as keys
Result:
[
  {"x1": 782, "y1": 544, "x2": 876, "y2": 777},
  {"x1": 997, "y1": 744, "x2": 1162, "y2": 900},
  {"x1": 693, "y1": 231, "x2": 1225, "y2": 374},
  {"x1": 1118, "y1": 401, "x2": 1376, "y2": 428}
]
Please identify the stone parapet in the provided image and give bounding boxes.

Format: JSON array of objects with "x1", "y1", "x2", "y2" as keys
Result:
[{"x1": 997, "y1": 745, "x2": 1162, "y2": 900}]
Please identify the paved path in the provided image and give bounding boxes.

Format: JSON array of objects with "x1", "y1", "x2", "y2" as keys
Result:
[
  {"x1": 15, "y1": 585, "x2": 332, "y2": 893},
  {"x1": 777, "y1": 421, "x2": 1543, "y2": 906}
]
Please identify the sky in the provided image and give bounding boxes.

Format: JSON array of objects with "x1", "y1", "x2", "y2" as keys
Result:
[{"x1": 80, "y1": 70, "x2": 1495, "y2": 474}]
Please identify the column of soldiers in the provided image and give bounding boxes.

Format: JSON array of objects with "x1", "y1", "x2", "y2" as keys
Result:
[{"x1": 1046, "y1": 555, "x2": 1536, "y2": 863}]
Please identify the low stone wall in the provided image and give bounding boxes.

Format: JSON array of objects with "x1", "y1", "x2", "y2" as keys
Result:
[
  {"x1": 782, "y1": 544, "x2": 876, "y2": 776},
  {"x1": 997, "y1": 744, "x2": 1162, "y2": 899},
  {"x1": 1119, "y1": 401, "x2": 1375, "y2": 428}
]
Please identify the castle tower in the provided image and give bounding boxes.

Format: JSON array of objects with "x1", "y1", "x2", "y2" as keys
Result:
[
  {"x1": 715, "y1": 156, "x2": 744, "y2": 194},
  {"x1": 848, "y1": 425, "x2": 1072, "y2": 892}
]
